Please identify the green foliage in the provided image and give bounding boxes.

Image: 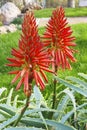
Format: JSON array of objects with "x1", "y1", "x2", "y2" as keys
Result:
[
  {"x1": 0, "y1": 86, "x2": 75, "y2": 130},
  {"x1": 55, "y1": 73, "x2": 87, "y2": 129},
  {"x1": 34, "y1": 8, "x2": 87, "y2": 18},
  {"x1": 11, "y1": 17, "x2": 23, "y2": 25},
  {"x1": 56, "y1": 77, "x2": 87, "y2": 97},
  {"x1": 0, "y1": 73, "x2": 87, "y2": 129},
  {"x1": 21, "y1": 118, "x2": 75, "y2": 130},
  {"x1": 0, "y1": 87, "x2": 6, "y2": 96},
  {"x1": 4, "y1": 128, "x2": 45, "y2": 130}
]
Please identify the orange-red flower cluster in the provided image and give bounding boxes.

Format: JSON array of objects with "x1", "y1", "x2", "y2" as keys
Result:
[
  {"x1": 44, "y1": 7, "x2": 77, "y2": 70},
  {"x1": 7, "y1": 12, "x2": 53, "y2": 96},
  {"x1": 7, "y1": 7, "x2": 77, "y2": 96}
]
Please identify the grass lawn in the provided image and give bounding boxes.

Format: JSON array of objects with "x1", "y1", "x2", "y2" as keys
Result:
[
  {"x1": 0, "y1": 23, "x2": 87, "y2": 99},
  {"x1": 34, "y1": 7, "x2": 87, "y2": 18}
]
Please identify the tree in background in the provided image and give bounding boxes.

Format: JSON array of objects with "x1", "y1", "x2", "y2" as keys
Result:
[
  {"x1": 68, "y1": 0, "x2": 75, "y2": 8},
  {"x1": 23, "y1": 0, "x2": 26, "y2": 6}
]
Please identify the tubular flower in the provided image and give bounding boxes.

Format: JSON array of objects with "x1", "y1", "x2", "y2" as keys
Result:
[
  {"x1": 43, "y1": 7, "x2": 77, "y2": 70},
  {"x1": 7, "y1": 12, "x2": 53, "y2": 96}
]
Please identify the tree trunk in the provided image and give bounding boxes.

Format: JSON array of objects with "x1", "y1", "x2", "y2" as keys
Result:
[
  {"x1": 46, "y1": 0, "x2": 51, "y2": 7},
  {"x1": 23, "y1": 0, "x2": 26, "y2": 6},
  {"x1": 68, "y1": 0, "x2": 75, "y2": 8}
]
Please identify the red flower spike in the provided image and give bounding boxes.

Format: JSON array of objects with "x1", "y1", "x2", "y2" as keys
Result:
[
  {"x1": 7, "y1": 12, "x2": 53, "y2": 96},
  {"x1": 43, "y1": 7, "x2": 77, "y2": 70},
  {"x1": 8, "y1": 70, "x2": 20, "y2": 75},
  {"x1": 16, "y1": 77, "x2": 24, "y2": 90}
]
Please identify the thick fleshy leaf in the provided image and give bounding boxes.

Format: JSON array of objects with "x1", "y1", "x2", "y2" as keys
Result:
[
  {"x1": 0, "y1": 108, "x2": 58, "y2": 129},
  {"x1": 21, "y1": 117, "x2": 75, "y2": 130},
  {"x1": 61, "y1": 103, "x2": 87, "y2": 123},
  {"x1": 6, "y1": 88, "x2": 14, "y2": 106},
  {"x1": 0, "y1": 88, "x2": 6, "y2": 96},
  {"x1": 0, "y1": 104, "x2": 15, "y2": 116},
  {"x1": 55, "y1": 77, "x2": 87, "y2": 97},
  {"x1": 4, "y1": 127, "x2": 45, "y2": 130}
]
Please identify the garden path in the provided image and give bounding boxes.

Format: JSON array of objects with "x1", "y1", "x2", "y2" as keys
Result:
[{"x1": 37, "y1": 17, "x2": 87, "y2": 27}]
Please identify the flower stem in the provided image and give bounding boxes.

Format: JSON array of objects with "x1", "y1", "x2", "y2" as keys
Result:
[
  {"x1": 48, "y1": 66, "x2": 57, "y2": 119},
  {"x1": 52, "y1": 65, "x2": 57, "y2": 110},
  {"x1": 52, "y1": 78, "x2": 57, "y2": 109},
  {"x1": 13, "y1": 96, "x2": 30, "y2": 126}
]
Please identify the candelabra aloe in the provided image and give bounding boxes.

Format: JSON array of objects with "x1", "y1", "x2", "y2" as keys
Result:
[
  {"x1": 7, "y1": 12, "x2": 54, "y2": 126},
  {"x1": 6, "y1": 7, "x2": 77, "y2": 128},
  {"x1": 43, "y1": 7, "x2": 77, "y2": 111},
  {"x1": 7, "y1": 12, "x2": 53, "y2": 97}
]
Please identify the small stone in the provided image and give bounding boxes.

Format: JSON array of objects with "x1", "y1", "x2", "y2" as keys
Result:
[
  {"x1": 6, "y1": 24, "x2": 17, "y2": 33},
  {"x1": 0, "y1": 24, "x2": 17, "y2": 34},
  {"x1": 0, "y1": 26, "x2": 7, "y2": 34}
]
